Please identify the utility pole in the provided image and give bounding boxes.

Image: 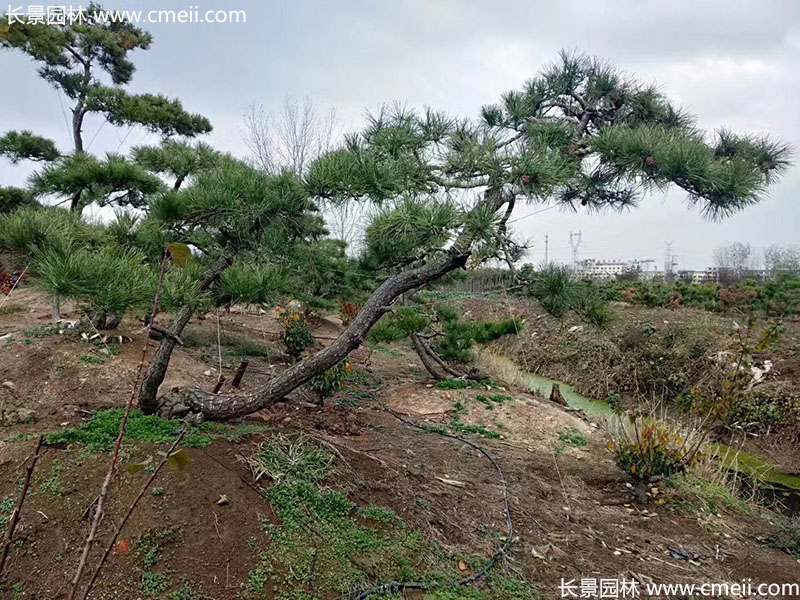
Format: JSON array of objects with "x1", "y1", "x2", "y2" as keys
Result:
[
  {"x1": 569, "y1": 230, "x2": 582, "y2": 270},
  {"x1": 544, "y1": 234, "x2": 549, "y2": 264}
]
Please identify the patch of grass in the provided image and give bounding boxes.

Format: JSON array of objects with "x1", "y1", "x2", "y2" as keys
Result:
[
  {"x1": 450, "y1": 400, "x2": 500, "y2": 439},
  {"x1": 358, "y1": 505, "x2": 402, "y2": 525},
  {"x1": 0, "y1": 497, "x2": 15, "y2": 536},
  {"x1": 239, "y1": 437, "x2": 529, "y2": 599},
  {"x1": 335, "y1": 389, "x2": 374, "y2": 407},
  {"x1": 450, "y1": 421, "x2": 501, "y2": 439},
  {"x1": 474, "y1": 394, "x2": 494, "y2": 409},
  {"x1": 137, "y1": 526, "x2": 181, "y2": 568},
  {"x1": 489, "y1": 394, "x2": 512, "y2": 403},
  {"x1": 0, "y1": 304, "x2": 23, "y2": 316},
  {"x1": 22, "y1": 325, "x2": 58, "y2": 339},
  {"x1": 667, "y1": 473, "x2": 750, "y2": 516},
  {"x1": 557, "y1": 427, "x2": 587, "y2": 449},
  {"x1": 436, "y1": 379, "x2": 492, "y2": 390},
  {"x1": 221, "y1": 423, "x2": 268, "y2": 443},
  {"x1": 40, "y1": 460, "x2": 62, "y2": 494},
  {"x1": 79, "y1": 354, "x2": 106, "y2": 365},
  {"x1": 473, "y1": 394, "x2": 512, "y2": 410},
  {"x1": 765, "y1": 514, "x2": 800, "y2": 558},
  {"x1": 151, "y1": 487, "x2": 165, "y2": 496},
  {"x1": 245, "y1": 559, "x2": 272, "y2": 594},
  {"x1": 368, "y1": 343, "x2": 404, "y2": 357},
  {"x1": 44, "y1": 409, "x2": 265, "y2": 451},
  {"x1": 167, "y1": 583, "x2": 207, "y2": 600},
  {"x1": 244, "y1": 435, "x2": 332, "y2": 484},
  {"x1": 139, "y1": 571, "x2": 169, "y2": 596}
]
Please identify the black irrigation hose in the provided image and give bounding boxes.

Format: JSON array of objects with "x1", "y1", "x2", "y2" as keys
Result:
[{"x1": 349, "y1": 404, "x2": 515, "y2": 600}]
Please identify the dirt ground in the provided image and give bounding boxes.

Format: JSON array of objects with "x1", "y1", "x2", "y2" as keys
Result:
[{"x1": 0, "y1": 288, "x2": 799, "y2": 599}]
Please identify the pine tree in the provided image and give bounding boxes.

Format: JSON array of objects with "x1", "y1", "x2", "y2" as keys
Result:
[
  {"x1": 155, "y1": 51, "x2": 791, "y2": 421},
  {"x1": 135, "y1": 158, "x2": 330, "y2": 412},
  {"x1": 0, "y1": 4, "x2": 211, "y2": 212}
]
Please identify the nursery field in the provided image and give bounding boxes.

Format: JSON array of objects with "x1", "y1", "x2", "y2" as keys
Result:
[{"x1": 0, "y1": 288, "x2": 798, "y2": 599}]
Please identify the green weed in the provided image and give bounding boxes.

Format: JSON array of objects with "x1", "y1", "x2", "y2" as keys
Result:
[
  {"x1": 667, "y1": 473, "x2": 750, "y2": 516},
  {"x1": 139, "y1": 571, "x2": 169, "y2": 596},
  {"x1": 45, "y1": 409, "x2": 265, "y2": 451},
  {"x1": 557, "y1": 428, "x2": 587, "y2": 448},
  {"x1": 436, "y1": 379, "x2": 491, "y2": 390},
  {"x1": 137, "y1": 526, "x2": 181, "y2": 568},
  {"x1": 79, "y1": 354, "x2": 106, "y2": 365}
]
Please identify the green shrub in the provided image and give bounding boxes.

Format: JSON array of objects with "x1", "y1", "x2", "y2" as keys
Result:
[
  {"x1": 436, "y1": 317, "x2": 521, "y2": 363},
  {"x1": 279, "y1": 310, "x2": 313, "y2": 359},
  {"x1": 34, "y1": 245, "x2": 154, "y2": 324},
  {"x1": 608, "y1": 418, "x2": 702, "y2": 480},
  {"x1": 0, "y1": 206, "x2": 89, "y2": 254},
  {"x1": 368, "y1": 306, "x2": 427, "y2": 343},
  {"x1": 307, "y1": 361, "x2": 351, "y2": 402}
]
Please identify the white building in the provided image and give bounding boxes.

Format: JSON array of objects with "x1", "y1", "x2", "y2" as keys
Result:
[{"x1": 575, "y1": 258, "x2": 650, "y2": 281}]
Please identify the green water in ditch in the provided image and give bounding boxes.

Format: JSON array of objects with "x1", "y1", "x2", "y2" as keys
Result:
[{"x1": 519, "y1": 368, "x2": 800, "y2": 492}]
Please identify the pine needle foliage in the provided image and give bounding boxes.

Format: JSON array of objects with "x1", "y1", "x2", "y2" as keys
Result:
[
  {"x1": 132, "y1": 140, "x2": 221, "y2": 190},
  {"x1": 34, "y1": 245, "x2": 154, "y2": 318},
  {"x1": 0, "y1": 187, "x2": 36, "y2": 214},
  {"x1": 0, "y1": 130, "x2": 59, "y2": 163},
  {"x1": 521, "y1": 263, "x2": 613, "y2": 327},
  {"x1": 1, "y1": 3, "x2": 210, "y2": 152},
  {"x1": 310, "y1": 51, "x2": 789, "y2": 283},
  {"x1": 29, "y1": 151, "x2": 165, "y2": 212}
]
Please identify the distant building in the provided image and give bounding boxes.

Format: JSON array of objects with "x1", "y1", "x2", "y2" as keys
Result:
[{"x1": 575, "y1": 258, "x2": 652, "y2": 281}]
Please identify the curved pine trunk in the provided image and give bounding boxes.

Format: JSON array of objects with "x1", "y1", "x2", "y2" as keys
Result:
[
  {"x1": 137, "y1": 256, "x2": 233, "y2": 414},
  {"x1": 156, "y1": 249, "x2": 472, "y2": 420},
  {"x1": 153, "y1": 186, "x2": 508, "y2": 421},
  {"x1": 410, "y1": 332, "x2": 463, "y2": 380}
]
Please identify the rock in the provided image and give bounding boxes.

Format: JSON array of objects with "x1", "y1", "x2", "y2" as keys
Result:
[
  {"x1": 1, "y1": 381, "x2": 16, "y2": 392},
  {"x1": 286, "y1": 299, "x2": 305, "y2": 312},
  {"x1": 216, "y1": 494, "x2": 229, "y2": 506},
  {"x1": 0, "y1": 407, "x2": 37, "y2": 426}
]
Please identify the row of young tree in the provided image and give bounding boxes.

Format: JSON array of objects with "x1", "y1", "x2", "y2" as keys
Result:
[{"x1": 1, "y1": 10, "x2": 791, "y2": 421}]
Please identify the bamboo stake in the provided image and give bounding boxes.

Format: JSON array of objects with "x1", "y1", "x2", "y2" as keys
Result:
[
  {"x1": 0, "y1": 435, "x2": 44, "y2": 578},
  {"x1": 67, "y1": 252, "x2": 169, "y2": 600},
  {"x1": 80, "y1": 429, "x2": 186, "y2": 600}
]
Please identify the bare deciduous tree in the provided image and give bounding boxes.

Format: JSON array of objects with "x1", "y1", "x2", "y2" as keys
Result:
[
  {"x1": 764, "y1": 244, "x2": 800, "y2": 278},
  {"x1": 713, "y1": 242, "x2": 762, "y2": 284},
  {"x1": 243, "y1": 95, "x2": 338, "y2": 176},
  {"x1": 242, "y1": 95, "x2": 365, "y2": 250}
]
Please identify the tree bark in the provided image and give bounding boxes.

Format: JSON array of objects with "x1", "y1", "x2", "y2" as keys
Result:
[
  {"x1": 137, "y1": 256, "x2": 232, "y2": 414},
  {"x1": 72, "y1": 105, "x2": 85, "y2": 154},
  {"x1": 156, "y1": 248, "x2": 472, "y2": 420},
  {"x1": 153, "y1": 186, "x2": 510, "y2": 421},
  {"x1": 410, "y1": 332, "x2": 463, "y2": 380}
]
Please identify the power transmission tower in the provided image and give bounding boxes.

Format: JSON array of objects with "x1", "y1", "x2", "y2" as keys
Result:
[
  {"x1": 569, "y1": 231, "x2": 582, "y2": 270},
  {"x1": 544, "y1": 234, "x2": 549, "y2": 264},
  {"x1": 664, "y1": 242, "x2": 676, "y2": 282}
]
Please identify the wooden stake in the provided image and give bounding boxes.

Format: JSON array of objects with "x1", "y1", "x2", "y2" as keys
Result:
[{"x1": 231, "y1": 360, "x2": 249, "y2": 388}]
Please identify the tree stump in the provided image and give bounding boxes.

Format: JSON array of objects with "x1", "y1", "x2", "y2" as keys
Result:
[{"x1": 550, "y1": 383, "x2": 568, "y2": 407}]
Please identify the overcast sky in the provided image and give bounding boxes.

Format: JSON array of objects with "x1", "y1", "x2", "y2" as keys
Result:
[{"x1": 2, "y1": 0, "x2": 799, "y2": 269}]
